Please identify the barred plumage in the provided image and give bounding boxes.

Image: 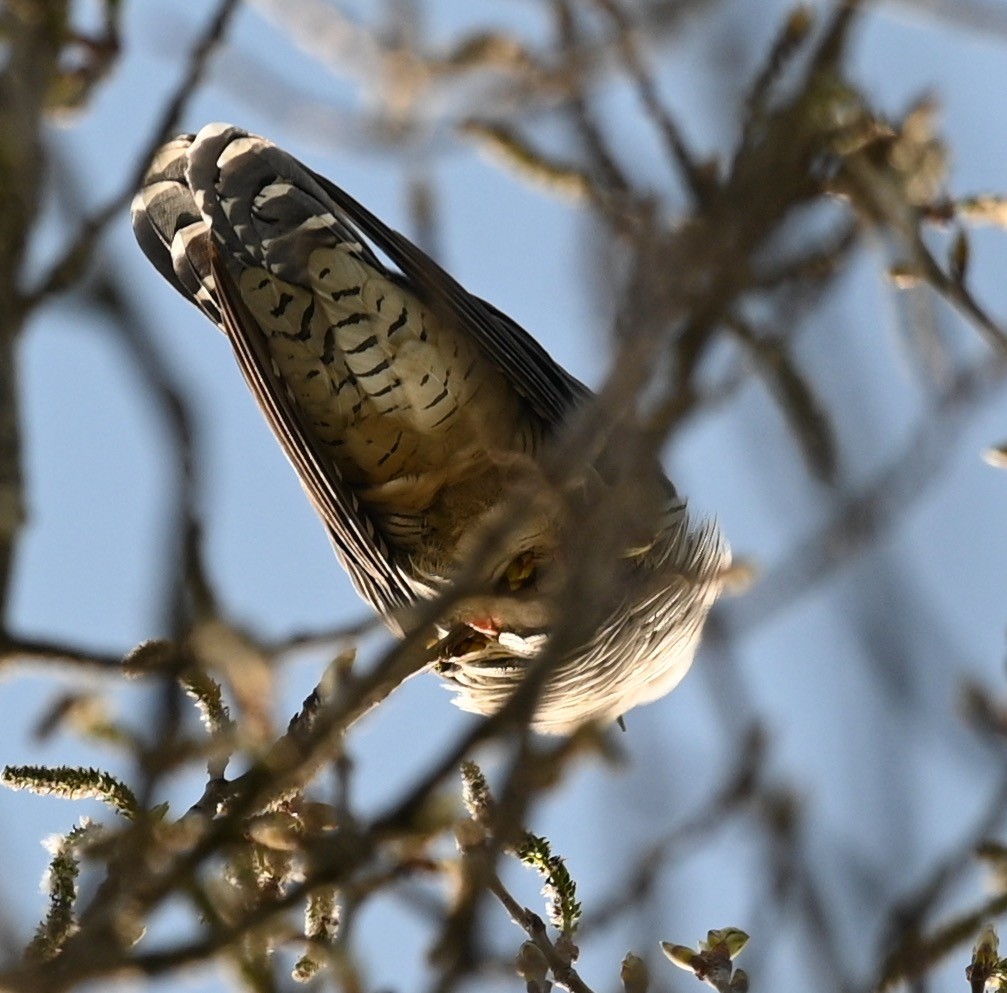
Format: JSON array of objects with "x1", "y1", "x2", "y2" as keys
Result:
[{"x1": 131, "y1": 123, "x2": 729, "y2": 734}]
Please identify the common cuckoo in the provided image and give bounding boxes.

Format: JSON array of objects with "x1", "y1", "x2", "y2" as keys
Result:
[{"x1": 131, "y1": 123, "x2": 728, "y2": 734}]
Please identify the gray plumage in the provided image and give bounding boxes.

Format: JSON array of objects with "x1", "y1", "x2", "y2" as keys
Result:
[{"x1": 131, "y1": 123, "x2": 729, "y2": 734}]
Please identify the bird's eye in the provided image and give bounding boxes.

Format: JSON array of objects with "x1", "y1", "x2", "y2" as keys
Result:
[
  {"x1": 502, "y1": 551, "x2": 537, "y2": 591},
  {"x1": 454, "y1": 631, "x2": 489, "y2": 656}
]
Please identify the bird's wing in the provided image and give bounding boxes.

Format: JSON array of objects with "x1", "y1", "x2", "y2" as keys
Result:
[
  {"x1": 129, "y1": 133, "x2": 222, "y2": 326},
  {"x1": 302, "y1": 166, "x2": 593, "y2": 425},
  {"x1": 131, "y1": 127, "x2": 418, "y2": 618},
  {"x1": 210, "y1": 249, "x2": 421, "y2": 617}
]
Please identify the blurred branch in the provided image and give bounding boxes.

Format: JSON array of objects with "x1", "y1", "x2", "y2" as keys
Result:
[
  {"x1": 0, "y1": 1, "x2": 65, "y2": 617},
  {"x1": 25, "y1": 0, "x2": 242, "y2": 306},
  {"x1": 885, "y1": 0, "x2": 1007, "y2": 36},
  {"x1": 553, "y1": 0, "x2": 633, "y2": 197},
  {"x1": 0, "y1": 634, "x2": 121, "y2": 673},
  {"x1": 876, "y1": 772, "x2": 1007, "y2": 990},
  {"x1": 725, "y1": 354, "x2": 1007, "y2": 635},
  {"x1": 728, "y1": 316, "x2": 839, "y2": 483},
  {"x1": 580, "y1": 724, "x2": 765, "y2": 934},
  {"x1": 589, "y1": 0, "x2": 717, "y2": 203},
  {"x1": 84, "y1": 263, "x2": 215, "y2": 633},
  {"x1": 461, "y1": 120, "x2": 596, "y2": 201}
]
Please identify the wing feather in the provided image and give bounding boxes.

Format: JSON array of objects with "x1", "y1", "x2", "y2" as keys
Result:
[
  {"x1": 185, "y1": 123, "x2": 590, "y2": 429},
  {"x1": 210, "y1": 249, "x2": 418, "y2": 618},
  {"x1": 305, "y1": 168, "x2": 592, "y2": 427},
  {"x1": 132, "y1": 127, "x2": 421, "y2": 619}
]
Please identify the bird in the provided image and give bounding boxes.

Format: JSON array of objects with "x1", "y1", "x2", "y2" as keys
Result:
[{"x1": 131, "y1": 123, "x2": 729, "y2": 734}]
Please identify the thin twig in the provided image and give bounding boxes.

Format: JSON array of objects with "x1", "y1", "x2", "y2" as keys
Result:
[
  {"x1": 488, "y1": 873, "x2": 596, "y2": 993},
  {"x1": 25, "y1": 0, "x2": 243, "y2": 305}
]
